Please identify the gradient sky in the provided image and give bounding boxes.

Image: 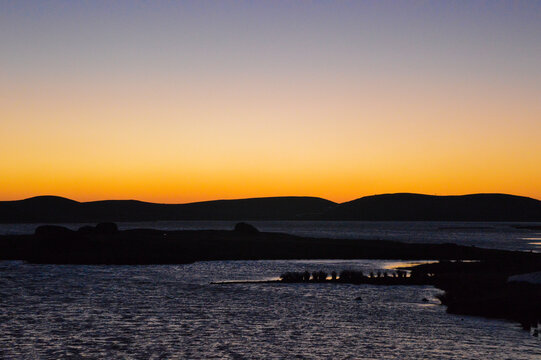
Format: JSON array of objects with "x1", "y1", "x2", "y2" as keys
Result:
[{"x1": 1, "y1": 0, "x2": 540, "y2": 203}]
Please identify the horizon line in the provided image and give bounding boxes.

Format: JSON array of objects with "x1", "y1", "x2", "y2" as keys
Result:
[{"x1": 2, "y1": 192, "x2": 540, "y2": 205}]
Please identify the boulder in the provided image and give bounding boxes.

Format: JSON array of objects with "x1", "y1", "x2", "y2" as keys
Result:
[
  {"x1": 233, "y1": 222, "x2": 259, "y2": 234},
  {"x1": 95, "y1": 222, "x2": 118, "y2": 234},
  {"x1": 35, "y1": 225, "x2": 74, "y2": 239}
]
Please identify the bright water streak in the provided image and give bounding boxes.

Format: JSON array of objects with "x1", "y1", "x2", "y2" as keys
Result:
[{"x1": 0, "y1": 260, "x2": 539, "y2": 359}]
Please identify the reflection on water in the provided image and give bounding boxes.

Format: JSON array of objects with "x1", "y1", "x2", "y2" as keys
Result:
[
  {"x1": 383, "y1": 260, "x2": 438, "y2": 270},
  {"x1": 522, "y1": 236, "x2": 541, "y2": 249},
  {"x1": 0, "y1": 260, "x2": 540, "y2": 359}
]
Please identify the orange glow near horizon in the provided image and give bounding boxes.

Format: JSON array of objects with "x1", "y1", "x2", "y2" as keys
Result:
[
  {"x1": 1, "y1": 2, "x2": 540, "y2": 204},
  {"x1": 1, "y1": 71, "x2": 540, "y2": 203},
  {"x1": 1, "y1": 72, "x2": 540, "y2": 203}
]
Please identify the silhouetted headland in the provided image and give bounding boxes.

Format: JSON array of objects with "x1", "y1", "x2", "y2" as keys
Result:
[
  {"x1": 2, "y1": 222, "x2": 541, "y2": 265},
  {"x1": 1, "y1": 193, "x2": 541, "y2": 222}
]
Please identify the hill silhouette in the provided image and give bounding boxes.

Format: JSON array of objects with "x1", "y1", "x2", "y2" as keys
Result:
[
  {"x1": 0, "y1": 196, "x2": 335, "y2": 223},
  {"x1": 314, "y1": 193, "x2": 541, "y2": 221},
  {"x1": 1, "y1": 193, "x2": 540, "y2": 223}
]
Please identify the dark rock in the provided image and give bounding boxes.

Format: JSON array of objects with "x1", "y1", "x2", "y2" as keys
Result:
[
  {"x1": 35, "y1": 225, "x2": 74, "y2": 239},
  {"x1": 95, "y1": 222, "x2": 118, "y2": 234},
  {"x1": 77, "y1": 225, "x2": 96, "y2": 234},
  {"x1": 234, "y1": 222, "x2": 259, "y2": 234}
]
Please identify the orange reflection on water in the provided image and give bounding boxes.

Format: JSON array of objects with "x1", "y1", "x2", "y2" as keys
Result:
[{"x1": 383, "y1": 260, "x2": 438, "y2": 270}]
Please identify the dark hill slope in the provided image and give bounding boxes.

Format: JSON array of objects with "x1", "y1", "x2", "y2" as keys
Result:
[
  {"x1": 0, "y1": 196, "x2": 336, "y2": 223},
  {"x1": 0, "y1": 196, "x2": 81, "y2": 222},
  {"x1": 314, "y1": 193, "x2": 541, "y2": 221},
  {"x1": 2, "y1": 193, "x2": 540, "y2": 222},
  {"x1": 162, "y1": 197, "x2": 336, "y2": 220}
]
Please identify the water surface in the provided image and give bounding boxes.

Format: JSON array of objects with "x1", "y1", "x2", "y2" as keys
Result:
[{"x1": 1, "y1": 260, "x2": 539, "y2": 359}]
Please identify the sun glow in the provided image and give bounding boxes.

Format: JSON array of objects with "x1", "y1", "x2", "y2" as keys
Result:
[{"x1": 1, "y1": 1, "x2": 539, "y2": 203}]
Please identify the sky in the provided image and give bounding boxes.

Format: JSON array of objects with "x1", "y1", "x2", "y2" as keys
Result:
[{"x1": 1, "y1": 0, "x2": 540, "y2": 203}]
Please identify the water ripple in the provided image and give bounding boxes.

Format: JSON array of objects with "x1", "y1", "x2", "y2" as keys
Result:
[{"x1": 0, "y1": 260, "x2": 539, "y2": 359}]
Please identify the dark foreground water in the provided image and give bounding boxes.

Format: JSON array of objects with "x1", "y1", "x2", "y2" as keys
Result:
[
  {"x1": 1, "y1": 260, "x2": 540, "y2": 359},
  {"x1": 2, "y1": 221, "x2": 540, "y2": 251}
]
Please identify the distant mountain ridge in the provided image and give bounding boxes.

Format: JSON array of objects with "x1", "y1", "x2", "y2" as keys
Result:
[
  {"x1": 313, "y1": 193, "x2": 541, "y2": 221},
  {"x1": 0, "y1": 193, "x2": 540, "y2": 223},
  {"x1": 0, "y1": 196, "x2": 336, "y2": 222}
]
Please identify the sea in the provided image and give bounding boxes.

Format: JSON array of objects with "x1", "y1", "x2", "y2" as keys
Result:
[{"x1": 1, "y1": 221, "x2": 541, "y2": 359}]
